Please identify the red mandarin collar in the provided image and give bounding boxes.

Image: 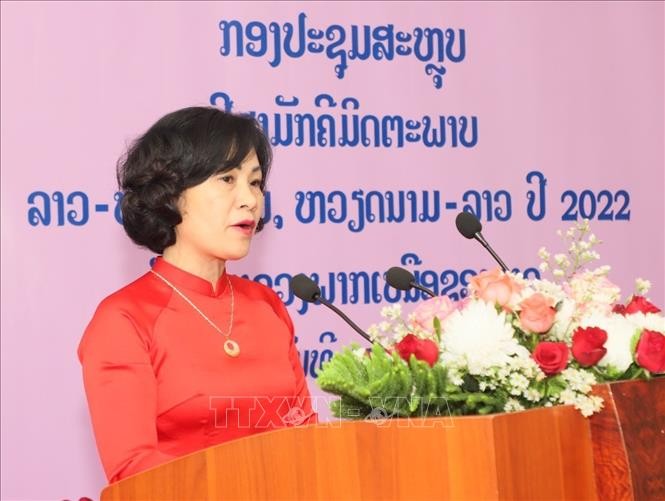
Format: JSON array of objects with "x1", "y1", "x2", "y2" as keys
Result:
[{"x1": 151, "y1": 257, "x2": 229, "y2": 297}]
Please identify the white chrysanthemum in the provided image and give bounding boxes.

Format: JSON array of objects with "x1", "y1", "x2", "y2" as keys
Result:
[
  {"x1": 440, "y1": 300, "x2": 529, "y2": 374},
  {"x1": 625, "y1": 312, "x2": 665, "y2": 333},
  {"x1": 549, "y1": 298, "x2": 577, "y2": 341},
  {"x1": 578, "y1": 313, "x2": 639, "y2": 372}
]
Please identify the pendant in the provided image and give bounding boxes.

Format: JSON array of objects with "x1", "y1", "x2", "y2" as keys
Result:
[{"x1": 224, "y1": 339, "x2": 240, "y2": 357}]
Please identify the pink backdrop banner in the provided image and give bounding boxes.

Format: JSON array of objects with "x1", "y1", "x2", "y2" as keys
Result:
[{"x1": 1, "y1": 1, "x2": 663, "y2": 499}]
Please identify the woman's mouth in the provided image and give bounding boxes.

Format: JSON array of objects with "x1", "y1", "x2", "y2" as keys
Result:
[{"x1": 231, "y1": 220, "x2": 256, "y2": 235}]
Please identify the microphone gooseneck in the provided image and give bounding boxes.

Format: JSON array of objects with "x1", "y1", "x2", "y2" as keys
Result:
[
  {"x1": 454, "y1": 211, "x2": 510, "y2": 272},
  {"x1": 289, "y1": 273, "x2": 374, "y2": 343}
]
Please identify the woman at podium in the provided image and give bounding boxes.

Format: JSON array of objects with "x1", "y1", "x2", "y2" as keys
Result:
[{"x1": 78, "y1": 107, "x2": 317, "y2": 483}]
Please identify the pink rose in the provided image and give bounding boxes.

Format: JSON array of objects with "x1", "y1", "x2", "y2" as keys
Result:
[
  {"x1": 519, "y1": 293, "x2": 556, "y2": 334},
  {"x1": 412, "y1": 295, "x2": 459, "y2": 330},
  {"x1": 469, "y1": 267, "x2": 523, "y2": 309}
]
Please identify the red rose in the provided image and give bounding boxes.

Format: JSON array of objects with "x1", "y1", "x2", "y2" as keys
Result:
[
  {"x1": 395, "y1": 333, "x2": 440, "y2": 367},
  {"x1": 612, "y1": 304, "x2": 627, "y2": 314},
  {"x1": 613, "y1": 295, "x2": 661, "y2": 315},
  {"x1": 635, "y1": 330, "x2": 665, "y2": 373},
  {"x1": 533, "y1": 342, "x2": 569, "y2": 375},
  {"x1": 571, "y1": 326, "x2": 608, "y2": 367}
]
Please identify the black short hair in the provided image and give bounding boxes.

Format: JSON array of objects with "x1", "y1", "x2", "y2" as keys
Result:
[{"x1": 117, "y1": 107, "x2": 272, "y2": 254}]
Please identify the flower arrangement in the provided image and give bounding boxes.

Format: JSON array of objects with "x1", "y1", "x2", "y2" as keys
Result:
[{"x1": 317, "y1": 220, "x2": 664, "y2": 418}]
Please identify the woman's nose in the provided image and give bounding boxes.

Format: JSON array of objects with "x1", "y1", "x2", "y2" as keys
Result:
[{"x1": 237, "y1": 181, "x2": 258, "y2": 210}]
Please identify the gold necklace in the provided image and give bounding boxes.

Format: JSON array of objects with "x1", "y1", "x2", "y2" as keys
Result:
[{"x1": 150, "y1": 269, "x2": 239, "y2": 357}]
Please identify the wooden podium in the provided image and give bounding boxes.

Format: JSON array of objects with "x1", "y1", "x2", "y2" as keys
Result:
[{"x1": 101, "y1": 378, "x2": 664, "y2": 500}]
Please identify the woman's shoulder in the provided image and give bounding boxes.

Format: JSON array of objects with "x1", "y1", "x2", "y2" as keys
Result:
[
  {"x1": 79, "y1": 272, "x2": 173, "y2": 359},
  {"x1": 96, "y1": 271, "x2": 171, "y2": 316}
]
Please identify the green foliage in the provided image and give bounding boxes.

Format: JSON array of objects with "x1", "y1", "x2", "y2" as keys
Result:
[
  {"x1": 432, "y1": 316, "x2": 442, "y2": 342},
  {"x1": 318, "y1": 344, "x2": 507, "y2": 418}
]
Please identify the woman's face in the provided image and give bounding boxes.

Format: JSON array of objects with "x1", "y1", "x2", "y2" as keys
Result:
[{"x1": 174, "y1": 150, "x2": 264, "y2": 262}]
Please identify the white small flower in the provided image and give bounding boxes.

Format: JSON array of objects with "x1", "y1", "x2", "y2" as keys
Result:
[
  {"x1": 380, "y1": 305, "x2": 402, "y2": 320},
  {"x1": 538, "y1": 247, "x2": 551, "y2": 260},
  {"x1": 367, "y1": 325, "x2": 380, "y2": 340},
  {"x1": 509, "y1": 373, "x2": 530, "y2": 395},
  {"x1": 558, "y1": 389, "x2": 577, "y2": 405},
  {"x1": 554, "y1": 254, "x2": 568, "y2": 266},
  {"x1": 504, "y1": 398, "x2": 525, "y2": 412},
  {"x1": 524, "y1": 388, "x2": 542, "y2": 402},
  {"x1": 634, "y1": 278, "x2": 651, "y2": 295},
  {"x1": 561, "y1": 367, "x2": 597, "y2": 393},
  {"x1": 539, "y1": 262, "x2": 549, "y2": 272},
  {"x1": 352, "y1": 347, "x2": 366, "y2": 360},
  {"x1": 497, "y1": 367, "x2": 510, "y2": 381},
  {"x1": 553, "y1": 269, "x2": 565, "y2": 277},
  {"x1": 448, "y1": 368, "x2": 464, "y2": 386}
]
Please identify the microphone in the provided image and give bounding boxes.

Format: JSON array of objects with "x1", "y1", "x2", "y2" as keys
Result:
[
  {"x1": 455, "y1": 211, "x2": 510, "y2": 272},
  {"x1": 289, "y1": 274, "x2": 373, "y2": 344},
  {"x1": 385, "y1": 266, "x2": 436, "y2": 298}
]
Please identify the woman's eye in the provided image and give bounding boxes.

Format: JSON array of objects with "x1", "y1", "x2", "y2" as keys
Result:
[
  {"x1": 251, "y1": 179, "x2": 263, "y2": 187},
  {"x1": 220, "y1": 175, "x2": 234, "y2": 184}
]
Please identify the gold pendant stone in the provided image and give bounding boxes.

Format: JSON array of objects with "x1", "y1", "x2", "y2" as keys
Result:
[{"x1": 223, "y1": 339, "x2": 240, "y2": 357}]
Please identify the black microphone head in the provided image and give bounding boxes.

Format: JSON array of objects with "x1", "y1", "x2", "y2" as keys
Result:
[
  {"x1": 385, "y1": 266, "x2": 415, "y2": 291},
  {"x1": 289, "y1": 273, "x2": 321, "y2": 303},
  {"x1": 455, "y1": 211, "x2": 482, "y2": 239}
]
